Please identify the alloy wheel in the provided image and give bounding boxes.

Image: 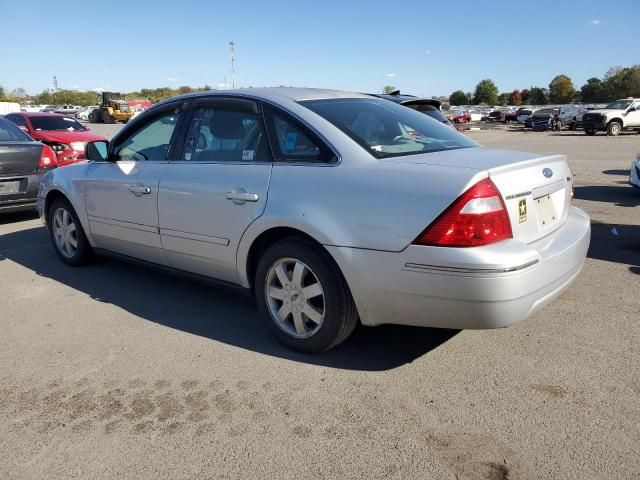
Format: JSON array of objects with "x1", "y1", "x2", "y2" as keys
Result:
[
  {"x1": 52, "y1": 207, "x2": 78, "y2": 258},
  {"x1": 265, "y1": 258, "x2": 325, "y2": 338}
]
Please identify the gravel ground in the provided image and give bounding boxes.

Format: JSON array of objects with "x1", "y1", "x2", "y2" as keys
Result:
[{"x1": 0, "y1": 125, "x2": 638, "y2": 479}]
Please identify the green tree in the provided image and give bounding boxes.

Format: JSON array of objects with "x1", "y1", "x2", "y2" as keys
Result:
[
  {"x1": 528, "y1": 87, "x2": 549, "y2": 105},
  {"x1": 520, "y1": 88, "x2": 530, "y2": 104},
  {"x1": 579, "y1": 78, "x2": 605, "y2": 103},
  {"x1": 383, "y1": 85, "x2": 397, "y2": 94},
  {"x1": 497, "y1": 93, "x2": 509, "y2": 105},
  {"x1": 601, "y1": 65, "x2": 640, "y2": 99},
  {"x1": 0, "y1": 85, "x2": 5, "y2": 100},
  {"x1": 472, "y1": 79, "x2": 499, "y2": 105},
  {"x1": 549, "y1": 75, "x2": 576, "y2": 103},
  {"x1": 507, "y1": 90, "x2": 522, "y2": 106},
  {"x1": 449, "y1": 90, "x2": 468, "y2": 106}
]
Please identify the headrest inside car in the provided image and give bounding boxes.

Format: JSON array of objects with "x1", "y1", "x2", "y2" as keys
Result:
[{"x1": 209, "y1": 111, "x2": 246, "y2": 139}]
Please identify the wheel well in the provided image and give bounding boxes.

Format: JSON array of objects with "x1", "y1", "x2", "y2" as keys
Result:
[
  {"x1": 245, "y1": 227, "x2": 326, "y2": 290},
  {"x1": 43, "y1": 190, "x2": 66, "y2": 226},
  {"x1": 608, "y1": 118, "x2": 623, "y2": 125}
]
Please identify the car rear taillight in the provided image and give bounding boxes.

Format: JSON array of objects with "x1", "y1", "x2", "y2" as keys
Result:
[
  {"x1": 38, "y1": 145, "x2": 58, "y2": 170},
  {"x1": 413, "y1": 177, "x2": 512, "y2": 247}
]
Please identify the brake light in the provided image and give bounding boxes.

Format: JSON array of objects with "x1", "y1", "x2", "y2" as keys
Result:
[
  {"x1": 413, "y1": 177, "x2": 512, "y2": 247},
  {"x1": 38, "y1": 145, "x2": 57, "y2": 170}
]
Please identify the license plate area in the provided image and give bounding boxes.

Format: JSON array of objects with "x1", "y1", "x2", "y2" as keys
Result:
[
  {"x1": 535, "y1": 194, "x2": 559, "y2": 229},
  {"x1": 0, "y1": 180, "x2": 24, "y2": 195}
]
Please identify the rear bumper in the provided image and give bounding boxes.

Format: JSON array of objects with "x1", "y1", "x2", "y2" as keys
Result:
[
  {"x1": 327, "y1": 207, "x2": 591, "y2": 329},
  {"x1": 0, "y1": 173, "x2": 41, "y2": 213}
]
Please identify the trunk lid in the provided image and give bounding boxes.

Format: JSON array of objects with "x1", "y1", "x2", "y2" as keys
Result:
[
  {"x1": 0, "y1": 142, "x2": 43, "y2": 176},
  {"x1": 384, "y1": 147, "x2": 573, "y2": 244}
]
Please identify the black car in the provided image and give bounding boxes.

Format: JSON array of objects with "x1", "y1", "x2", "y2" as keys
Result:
[
  {"x1": 367, "y1": 91, "x2": 454, "y2": 128},
  {"x1": 529, "y1": 108, "x2": 559, "y2": 131},
  {"x1": 0, "y1": 116, "x2": 57, "y2": 213}
]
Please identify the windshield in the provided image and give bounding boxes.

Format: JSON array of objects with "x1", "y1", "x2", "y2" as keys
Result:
[
  {"x1": 29, "y1": 116, "x2": 86, "y2": 131},
  {"x1": 300, "y1": 98, "x2": 476, "y2": 159},
  {"x1": 605, "y1": 100, "x2": 633, "y2": 110}
]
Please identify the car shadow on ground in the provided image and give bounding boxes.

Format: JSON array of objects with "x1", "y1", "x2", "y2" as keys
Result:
[
  {"x1": 0, "y1": 210, "x2": 39, "y2": 225},
  {"x1": 574, "y1": 184, "x2": 639, "y2": 208},
  {"x1": 0, "y1": 226, "x2": 459, "y2": 371},
  {"x1": 602, "y1": 169, "x2": 631, "y2": 176},
  {"x1": 588, "y1": 221, "x2": 640, "y2": 270}
]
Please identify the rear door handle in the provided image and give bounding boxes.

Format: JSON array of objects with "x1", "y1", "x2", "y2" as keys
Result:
[
  {"x1": 129, "y1": 185, "x2": 151, "y2": 195},
  {"x1": 226, "y1": 191, "x2": 259, "y2": 202}
]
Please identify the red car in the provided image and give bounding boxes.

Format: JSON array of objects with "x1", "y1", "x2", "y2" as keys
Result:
[
  {"x1": 447, "y1": 109, "x2": 471, "y2": 124},
  {"x1": 4, "y1": 112, "x2": 107, "y2": 166}
]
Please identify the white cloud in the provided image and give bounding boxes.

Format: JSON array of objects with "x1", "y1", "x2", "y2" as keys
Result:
[
  {"x1": 385, "y1": 73, "x2": 396, "y2": 78},
  {"x1": 217, "y1": 82, "x2": 227, "y2": 89},
  {"x1": 587, "y1": 19, "x2": 600, "y2": 25},
  {"x1": 166, "y1": 77, "x2": 177, "y2": 82},
  {"x1": 425, "y1": 49, "x2": 432, "y2": 55}
]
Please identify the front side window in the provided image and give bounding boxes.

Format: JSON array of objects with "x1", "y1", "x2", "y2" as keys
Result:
[
  {"x1": 29, "y1": 116, "x2": 85, "y2": 131},
  {"x1": 113, "y1": 108, "x2": 182, "y2": 162},
  {"x1": 264, "y1": 106, "x2": 335, "y2": 163},
  {"x1": 301, "y1": 98, "x2": 476, "y2": 159},
  {"x1": 179, "y1": 102, "x2": 269, "y2": 162}
]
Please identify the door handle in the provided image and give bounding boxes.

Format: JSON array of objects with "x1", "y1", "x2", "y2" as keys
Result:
[
  {"x1": 226, "y1": 191, "x2": 259, "y2": 202},
  {"x1": 129, "y1": 185, "x2": 151, "y2": 195}
]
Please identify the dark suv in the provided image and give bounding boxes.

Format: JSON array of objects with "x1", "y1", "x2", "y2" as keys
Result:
[{"x1": 367, "y1": 92, "x2": 454, "y2": 128}]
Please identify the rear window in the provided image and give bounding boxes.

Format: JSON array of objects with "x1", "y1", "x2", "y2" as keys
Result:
[
  {"x1": 300, "y1": 98, "x2": 476, "y2": 159},
  {"x1": 0, "y1": 117, "x2": 32, "y2": 141},
  {"x1": 29, "y1": 116, "x2": 85, "y2": 131}
]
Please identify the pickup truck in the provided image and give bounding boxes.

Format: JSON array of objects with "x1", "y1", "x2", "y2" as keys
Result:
[{"x1": 581, "y1": 98, "x2": 640, "y2": 136}]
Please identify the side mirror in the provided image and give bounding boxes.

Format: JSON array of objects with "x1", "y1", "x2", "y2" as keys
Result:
[{"x1": 86, "y1": 140, "x2": 109, "y2": 161}]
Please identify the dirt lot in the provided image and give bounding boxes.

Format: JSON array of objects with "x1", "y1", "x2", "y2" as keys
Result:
[{"x1": 1, "y1": 126, "x2": 639, "y2": 479}]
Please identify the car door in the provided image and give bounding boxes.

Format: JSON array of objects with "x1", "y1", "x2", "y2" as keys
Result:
[
  {"x1": 626, "y1": 101, "x2": 640, "y2": 127},
  {"x1": 158, "y1": 97, "x2": 272, "y2": 283},
  {"x1": 83, "y1": 102, "x2": 185, "y2": 265}
]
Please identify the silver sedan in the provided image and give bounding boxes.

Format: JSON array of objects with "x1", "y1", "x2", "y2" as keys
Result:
[{"x1": 37, "y1": 88, "x2": 591, "y2": 352}]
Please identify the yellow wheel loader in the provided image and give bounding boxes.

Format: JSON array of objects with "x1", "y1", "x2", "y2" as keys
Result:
[{"x1": 89, "y1": 92, "x2": 135, "y2": 124}]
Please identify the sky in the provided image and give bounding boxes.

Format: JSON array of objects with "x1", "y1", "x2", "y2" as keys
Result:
[{"x1": 1, "y1": 0, "x2": 639, "y2": 97}]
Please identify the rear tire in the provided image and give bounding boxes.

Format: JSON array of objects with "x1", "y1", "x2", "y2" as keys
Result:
[
  {"x1": 255, "y1": 238, "x2": 358, "y2": 353},
  {"x1": 607, "y1": 122, "x2": 621, "y2": 136},
  {"x1": 48, "y1": 198, "x2": 93, "y2": 266}
]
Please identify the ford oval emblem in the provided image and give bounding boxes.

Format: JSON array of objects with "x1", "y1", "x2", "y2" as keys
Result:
[{"x1": 543, "y1": 168, "x2": 553, "y2": 178}]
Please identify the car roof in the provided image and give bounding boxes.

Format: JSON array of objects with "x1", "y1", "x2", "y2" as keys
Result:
[
  {"x1": 154, "y1": 87, "x2": 371, "y2": 109},
  {"x1": 21, "y1": 112, "x2": 68, "y2": 117}
]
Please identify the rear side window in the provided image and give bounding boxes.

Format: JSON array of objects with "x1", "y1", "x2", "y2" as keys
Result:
[
  {"x1": 0, "y1": 117, "x2": 31, "y2": 141},
  {"x1": 263, "y1": 105, "x2": 336, "y2": 163},
  {"x1": 179, "y1": 102, "x2": 270, "y2": 162}
]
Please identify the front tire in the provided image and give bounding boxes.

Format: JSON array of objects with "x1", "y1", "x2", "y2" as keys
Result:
[
  {"x1": 48, "y1": 198, "x2": 93, "y2": 266},
  {"x1": 607, "y1": 122, "x2": 621, "y2": 136},
  {"x1": 255, "y1": 239, "x2": 358, "y2": 353}
]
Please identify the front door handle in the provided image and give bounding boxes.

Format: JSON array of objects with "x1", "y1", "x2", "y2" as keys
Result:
[
  {"x1": 226, "y1": 191, "x2": 259, "y2": 203},
  {"x1": 129, "y1": 185, "x2": 151, "y2": 195}
]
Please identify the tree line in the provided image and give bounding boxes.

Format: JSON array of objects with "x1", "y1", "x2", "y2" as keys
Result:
[
  {"x1": 0, "y1": 85, "x2": 214, "y2": 106},
  {"x1": 448, "y1": 65, "x2": 640, "y2": 106}
]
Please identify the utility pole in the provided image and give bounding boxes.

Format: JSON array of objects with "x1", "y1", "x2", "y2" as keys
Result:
[
  {"x1": 52, "y1": 75, "x2": 58, "y2": 91},
  {"x1": 229, "y1": 41, "x2": 236, "y2": 89}
]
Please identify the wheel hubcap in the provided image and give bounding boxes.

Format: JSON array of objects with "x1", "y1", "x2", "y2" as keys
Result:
[
  {"x1": 265, "y1": 258, "x2": 325, "y2": 338},
  {"x1": 52, "y1": 207, "x2": 78, "y2": 258}
]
